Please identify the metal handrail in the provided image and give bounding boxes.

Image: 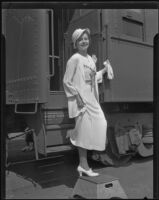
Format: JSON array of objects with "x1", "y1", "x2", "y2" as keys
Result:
[{"x1": 48, "y1": 9, "x2": 60, "y2": 77}]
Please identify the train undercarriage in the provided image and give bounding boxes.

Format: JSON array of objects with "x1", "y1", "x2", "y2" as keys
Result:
[{"x1": 6, "y1": 102, "x2": 153, "y2": 166}]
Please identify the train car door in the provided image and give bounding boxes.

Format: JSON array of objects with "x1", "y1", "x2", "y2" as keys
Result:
[
  {"x1": 64, "y1": 9, "x2": 104, "y2": 67},
  {"x1": 45, "y1": 9, "x2": 68, "y2": 109},
  {"x1": 64, "y1": 9, "x2": 105, "y2": 101},
  {"x1": 39, "y1": 9, "x2": 76, "y2": 157}
]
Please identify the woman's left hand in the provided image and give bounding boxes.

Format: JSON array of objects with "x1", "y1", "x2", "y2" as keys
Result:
[
  {"x1": 102, "y1": 65, "x2": 108, "y2": 75},
  {"x1": 103, "y1": 59, "x2": 111, "y2": 75}
]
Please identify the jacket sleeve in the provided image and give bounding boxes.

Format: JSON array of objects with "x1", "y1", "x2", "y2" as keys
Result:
[{"x1": 63, "y1": 57, "x2": 78, "y2": 98}]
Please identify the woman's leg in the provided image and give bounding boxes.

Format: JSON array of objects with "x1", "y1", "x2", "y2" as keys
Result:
[{"x1": 78, "y1": 146, "x2": 90, "y2": 170}]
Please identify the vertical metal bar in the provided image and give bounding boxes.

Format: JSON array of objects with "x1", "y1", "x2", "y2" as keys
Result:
[
  {"x1": 42, "y1": 123, "x2": 47, "y2": 157},
  {"x1": 143, "y1": 9, "x2": 146, "y2": 42},
  {"x1": 32, "y1": 129, "x2": 39, "y2": 160},
  {"x1": 48, "y1": 9, "x2": 54, "y2": 76},
  {"x1": 153, "y1": 32, "x2": 159, "y2": 199}
]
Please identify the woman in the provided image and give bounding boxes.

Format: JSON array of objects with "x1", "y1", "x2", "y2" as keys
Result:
[{"x1": 63, "y1": 28, "x2": 111, "y2": 177}]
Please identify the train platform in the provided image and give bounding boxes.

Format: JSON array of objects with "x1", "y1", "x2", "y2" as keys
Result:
[{"x1": 6, "y1": 149, "x2": 153, "y2": 199}]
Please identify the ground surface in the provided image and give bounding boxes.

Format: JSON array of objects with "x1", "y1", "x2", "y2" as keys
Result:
[{"x1": 5, "y1": 144, "x2": 153, "y2": 199}]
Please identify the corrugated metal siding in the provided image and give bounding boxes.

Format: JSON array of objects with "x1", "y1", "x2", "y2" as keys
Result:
[
  {"x1": 104, "y1": 38, "x2": 153, "y2": 102},
  {"x1": 5, "y1": 9, "x2": 49, "y2": 104},
  {"x1": 103, "y1": 9, "x2": 158, "y2": 102}
]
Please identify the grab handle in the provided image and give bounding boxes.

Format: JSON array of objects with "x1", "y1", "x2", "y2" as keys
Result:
[{"x1": 14, "y1": 100, "x2": 38, "y2": 114}]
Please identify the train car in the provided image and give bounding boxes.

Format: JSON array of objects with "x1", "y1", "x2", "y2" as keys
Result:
[{"x1": 2, "y1": 8, "x2": 158, "y2": 165}]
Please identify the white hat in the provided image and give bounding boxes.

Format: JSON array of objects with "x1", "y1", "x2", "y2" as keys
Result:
[{"x1": 72, "y1": 28, "x2": 90, "y2": 49}]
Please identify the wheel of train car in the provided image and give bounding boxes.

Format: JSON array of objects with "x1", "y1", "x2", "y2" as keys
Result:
[
  {"x1": 137, "y1": 125, "x2": 153, "y2": 157},
  {"x1": 92, "y1": 127, "x2": 132, "y2": 166}
]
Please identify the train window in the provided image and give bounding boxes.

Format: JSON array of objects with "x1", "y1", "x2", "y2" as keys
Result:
[{"x1": 122, "y1": 17, "x2": 144, "y2": 40}]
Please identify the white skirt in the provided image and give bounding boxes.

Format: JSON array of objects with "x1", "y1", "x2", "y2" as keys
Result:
[{"x1": 68, "y1": 83, "x2": 107, "y2": 151}]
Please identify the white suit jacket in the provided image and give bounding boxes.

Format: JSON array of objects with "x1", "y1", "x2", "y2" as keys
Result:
[{"x1": 63, "y1": 53, "x2": 103, "y2": 118}]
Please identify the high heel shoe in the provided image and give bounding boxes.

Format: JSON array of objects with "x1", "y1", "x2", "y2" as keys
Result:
[{"x1": 77, "y1": 166, "x2": 99, "y2": 177}]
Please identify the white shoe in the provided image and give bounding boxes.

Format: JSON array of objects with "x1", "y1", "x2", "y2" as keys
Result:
[{"x1": 77, "y1": 166, "x2": 99, "y2": 177}]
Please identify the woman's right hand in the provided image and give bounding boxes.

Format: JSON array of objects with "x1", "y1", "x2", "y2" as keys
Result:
[{"x1": 76, "y1": 94, "x2": 85, "y2": 108}]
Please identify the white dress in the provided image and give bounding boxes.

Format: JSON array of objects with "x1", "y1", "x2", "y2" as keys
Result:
[{"x1": 63, "y1": 53, "x2": 107, "y2": 151}]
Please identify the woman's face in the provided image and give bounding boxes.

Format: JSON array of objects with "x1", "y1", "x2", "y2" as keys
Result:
[{"x1": 76, "y1": 32, "x2": 89, "y2": 52}]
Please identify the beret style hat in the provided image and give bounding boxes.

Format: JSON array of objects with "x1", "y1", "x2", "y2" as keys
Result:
[{"x1": 72, "y1": 28, "x2": 90, "y2": 49}]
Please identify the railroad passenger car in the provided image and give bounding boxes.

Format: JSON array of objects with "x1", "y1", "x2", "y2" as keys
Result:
[{"x1": 2, "y1": 8, "x2": 158, "y2": 165}]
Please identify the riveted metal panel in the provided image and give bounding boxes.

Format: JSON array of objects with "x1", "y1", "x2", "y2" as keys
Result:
[
  {"x1": 5, "y1": 9, "x2": 50, "y2": 104},
  {"x1": 104, "y1": 38, "x2": 154, "y2": 102},
  {"x1": 103, "y1": 9, "x2": 158, "y2": 102}
]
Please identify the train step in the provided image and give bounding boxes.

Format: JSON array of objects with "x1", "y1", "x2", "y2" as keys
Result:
[
  {"x1": 42, "y1": 107, "x2": 74, "y2": 126},
  {"x1": 44, "y1": 124, "x2": 74, "y2": 147},
  {"x1": 46, "y1": 144, "x2": 75, "y2": 154},
  {"x1": 45, "y1": 124, "x2": 75, "y2": 131},
  {"x1": 142, "y1": 136, "x2": 153, "y2": 144}
]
